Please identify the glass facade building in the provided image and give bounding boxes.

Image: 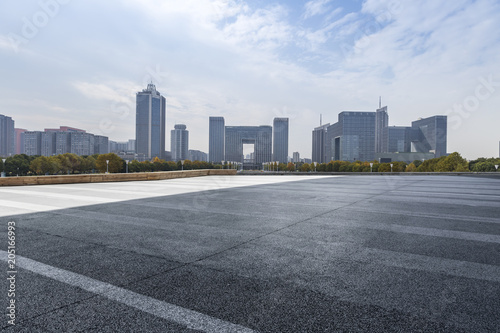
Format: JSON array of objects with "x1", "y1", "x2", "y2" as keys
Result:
[
  {"x1": 136, "y1": 83, "x2": 166, "y2": 160},
  {"x1": 209, "y1": 117, "x2": 225, "y2": 163},
  {"x1": 312, "y1": 123, "x2": 329, "y2": 163},
  {"x1": 0, "y1": 114, "x2": 15, "y2": 157},
  {"x1": 171, "y1": 124, "x2": 189, "y2": 162},
  {"x1": 411, "y1": 116, "x2": 447, "y2": 157},
  {"x1": 225, "y1": 126, "x2": 272, "y2": 165},
  {"x1": 273, "y1": 118, "x2": 289, "y2": 164},
  {"x1": 375, "y1": 106, "x2": 389, "y2": 153}
]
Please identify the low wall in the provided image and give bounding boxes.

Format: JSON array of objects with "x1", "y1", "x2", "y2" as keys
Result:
[{"x1": 0, "y1": 169, "x2": 237, "y2": 187}]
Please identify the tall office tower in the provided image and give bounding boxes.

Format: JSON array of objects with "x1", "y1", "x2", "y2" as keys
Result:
[
  {"x1": 136, "y1": 83, "x2": 166, "y2": 160},
  {"x1": 326, "y1": 111, "x2": 376, "y2": 162},
  {"x1": 225, "y1": 126, "x2": 272, "y2": 165},
  {"x1": 382, "y1": 126, "x2": 412, "y2": 153},
  {"x1": 94, "y1": 135, "x2": 109, "y2": 154},
  {"x1": 127, "y1": 139, "x2": 136, "y2": 152},
  {"x1": 375, "y1": 102, "x2": 389, "y2": 153},
  {"x1": 15, "y1": 128, "x2": 26, "y2": 154},
  {"x1": 209, "y1": 117, "x2": 225, "y2": 163},
  {"x1": 171, "y1": 124, "x2": 189, "y2": 161},
  {"x1": 312, "y1": 123, "x2": 329, "y2": 163},
  {"x1": 273, "y1": 118, "x2": 289, "y2": 164},
  {"x1": 0, "y1": 114, "x2": 15, "y2": 157},
  {"x1": 411, "y1": 116, "x2": 447, "y2": 157},
  {"x1": 23, "y1": 131, "x2": 43, "y2": 156}
]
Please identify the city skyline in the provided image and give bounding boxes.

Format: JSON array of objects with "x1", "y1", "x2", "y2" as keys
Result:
[{"x1": 1, "y1": 1, "x2": 500, "y2": 159}]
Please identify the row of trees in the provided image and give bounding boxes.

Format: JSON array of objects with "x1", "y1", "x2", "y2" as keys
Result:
[
  {"x1": 269, "y1": 152, "x2": 496, "y2": 173},
  {"x1": 0, "y1": 152, "x2": 498, "y2": 176}
]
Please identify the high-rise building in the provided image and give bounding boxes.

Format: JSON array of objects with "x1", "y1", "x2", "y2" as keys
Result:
[
  {"x1": 273, "y1": 118, "x2": 289, "y2": 164},
  {"x1": 382, "y1": 126, "x2": 412, "y2": 153},
  {"x1": 14, "y1": 128, "x2": 26, "y2": 155},
  {"x1": 209, "y1": 117, "x2": 225, "y2": 163},
  {"x1": 225, "y1": 126, "x2": 272, "y2": 165},
  {"x1": 55, "y1": 132, "x2": 71, "y2": 155},
  {"x1": 0, "y1": 114, "x2": 15, "y2": 157},
  {"x1": 94, "y1": 135, "x2": 109, "y2": 154},
  {"x1": 375, "y1": 104, "x2": 389, "y2": 153},
  {"x1": 411, "y1": 116, "x2": 447, "y2": 157},
  {"x1": 136, "y1": 83, "x2": 166, "y2": 160},
  {"x1": 326, "y1": 112, "x2": 376, "y2": 162},
  {"x1": 171, "y1": 124, "x2": 189, "y2": 161},
  {"x1": 41, "y1": 132, "x2": 55, "y2": 156},
  {"x1": 23, "y1": 131, "x2": 42, "y2": 156},
  {"x1": 312, "y1": 123, "x2": 329, "y2": 163},
  {"x1": 70, "y1": 132, "x2": 95, "y2": 156}
]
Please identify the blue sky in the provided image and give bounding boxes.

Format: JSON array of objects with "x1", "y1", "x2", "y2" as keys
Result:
[{"x1": 1, "y1": 0, "x2": 500, "y2": 159}]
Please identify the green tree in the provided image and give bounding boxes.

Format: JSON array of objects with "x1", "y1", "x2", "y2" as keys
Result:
[
  {"x1": 80, "y1": 156, "x2": 96, "y2": 173},
  {"x1": 300, "y1": 163, "x2": 310, "y2": 172},
  {"x1": 5, "y1": 154, "x2": 32, "y2": 176},
  {"x1": 378, "y1": 163, "x2": 391, "y2": 172},
  {"x1": 406, "y1": 163, "x2": 417, "y2": 172},
  {"x1": 339, "y1": 161, "x2": 353, "y2": 172},
  {"x1": 96, "y1": 153, "x2": 124, "y2": 173},
  {"x1": 472, "y1": 161, "x2": 496, "y2": 172},
  {"x1": 287, "y1": 162, "x2": 295, "y2": 172},
  {"x1": 435, "y1": 152, "x2": 469, "y2": 172}
]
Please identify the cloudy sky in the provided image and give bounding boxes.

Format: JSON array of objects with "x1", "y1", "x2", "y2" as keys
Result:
[{"x1": 1, "y1": 0, "x2": 499, "y2": 159}]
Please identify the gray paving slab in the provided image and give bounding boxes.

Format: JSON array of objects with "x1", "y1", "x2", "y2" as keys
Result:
[{"x1": 0, "y1": 175, "x2": 499, "y2": 332}]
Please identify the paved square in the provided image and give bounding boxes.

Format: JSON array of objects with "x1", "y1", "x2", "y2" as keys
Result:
[{"x1": 1, "y1": 175, "x2": 499, "y2": 332}]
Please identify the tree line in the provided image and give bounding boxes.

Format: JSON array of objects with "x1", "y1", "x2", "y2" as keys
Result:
[{"x1": 0, "y1": 152, "x2": 498, "y2": 176}]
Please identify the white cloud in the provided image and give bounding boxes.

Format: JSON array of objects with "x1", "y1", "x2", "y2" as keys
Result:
[{"x1": 303, "y1": 0, "x2": 333, "y2": 19}]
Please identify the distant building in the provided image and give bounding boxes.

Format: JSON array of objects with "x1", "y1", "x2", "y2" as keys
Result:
[
  {"x1": 136, "y1": 83, "x2": 166, "y2": 160},
  {"x1": 189, "y1": 149, "x2": 208, "y2": 162},
  {"x1": 0, "y1": 114, "x2": 15, "y2": 157},
  {"x1": 171, "y1": 124, "x2": 189, "y2": 161},
  {"x1": 312, "y1": 123, "x2": 329, "y2": 163},
  {"x1": 94, "y1": 135, "x2": 109, "y2": 155},
  {"x1": 14, "y1": 128, "x2": 26, "y2": 155},
  {"x1": 127, "y1": 139, "x2": 136, "y2": 152},
  {"x1": 70, "y1": 132, "x2": 95, "y2": 156},
  {"x1": 326, "y1": 111, "x2": 376, "y2": 162},
  {"x1": 411, "y1": 116, "x2": 447, "y2": 157},
  {"x1": 293, "y1": 152, "x2": 300, "y2": 163},
  {"x1": 375, "y1": 104, "x2": 389, "y2": 153},
  {"x1": 273, "y1": 118, "x2": 289, "y2": 164},
  {"x1": 23, "y1": 131, "x2": 42, "y2": 156},
  {"x1": 109, "y1": 141, "x2": 129, "y2": 153},
  {"x1": 209, "y1": 117, "x2": 225, "y2": 163},
  {"x1": 225, "y1": 125, "x2": 272, "y2": 166},
  {"x1": 41, "y1": 132, "x2": 55, "y2": 156}
]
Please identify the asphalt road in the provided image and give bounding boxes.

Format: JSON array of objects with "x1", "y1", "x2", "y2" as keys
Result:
[{"x1": 1, "y1": 175, "x2": 499, "y2": 332}]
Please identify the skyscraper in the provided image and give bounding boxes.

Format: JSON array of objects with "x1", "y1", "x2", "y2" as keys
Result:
[
  {"x1": 225, "y1": 126, "x2": 272, "y2": 165},
  {"x1": 209, "y1": 117, "x2": 225, "y2": 163},
  {"x1": 171, "y1": 124, "x2": 189, "y2": 161},
  {"x1": 14, "y1": 128, "x2": 26, "y2": 155},
  {"x1": 0, "y1": 114, "x2": 15, "y2": 157},
  {"x1": 23, "y1": 131, "x2": 42, "y2": 156},
  {"x1": 273, "y1": 118, "x2": 289, "y2": 164},
  {"x1": 312, "y1": 123, "x2": 329, "y2": 163},
  {"x1": 136, "y1": 83, "x2": 166, "y2": 160}
]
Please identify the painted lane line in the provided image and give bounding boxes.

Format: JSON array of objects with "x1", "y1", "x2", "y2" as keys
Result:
[{"x1": 0, "y1": 250, "x2": 256, "y2": 333}]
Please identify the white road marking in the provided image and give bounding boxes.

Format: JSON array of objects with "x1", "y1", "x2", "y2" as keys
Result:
[{"x1": 0, "y1": 250, "x2": 256, "y2": 332}]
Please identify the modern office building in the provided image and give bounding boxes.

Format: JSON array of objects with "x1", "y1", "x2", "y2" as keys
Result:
[
  {"x1": 382, "y1": 126, "x2": 412, "y2": 153},
  {"x1": 411, "y1": 116, "x2": 447, "y2": 157},
  {"x1": 0, "y1": 114, "x2": 15, "y2": 157},
  {"x1": 293, "y1": 152, "x2": 300, "y2": 163},
  {"x1": 326, "y1": 111, "x2": 376, "y2": 162},
  {"x1": 375, "y1": 104, "x2": 389, "y2": 153},
  {"x1": 171, "y1": 124, "x2": 189, "y2": 161},
  {"x1": 225, "y1": 125, "x2": 273, "y2": 167},
  {"x1": 188, "y1": 149, "x2": 208, "y2": 162},
  {"x1": 136, "y1": 83, "x2": 166, "y2": 160},
  {"x1": 209, "y1": 117, "x2": 225, "y2": 163},
  {"x1": 273, "y1": 118, "x2": 289, "y2": 164},
  {"x1": 312, "y1": 123, "x2": 329, "y2": 163}
]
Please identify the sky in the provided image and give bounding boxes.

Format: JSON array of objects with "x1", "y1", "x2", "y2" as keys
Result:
[{"x1": 1, "y1": 0, "x2": 499, "y2": 160}]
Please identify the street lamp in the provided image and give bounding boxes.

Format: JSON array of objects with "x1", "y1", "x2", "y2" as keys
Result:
[
  {"x1": 370, "y1": 162, "x2": 373, "y2": 173},
  {"x1": 125, "y1": 160, "x2": 129, "y2": 173},
  {"x1": 390, "y1": 163, "x2": 393, "y2": 172},
  {"x1": 181, "y1": 160, "x2": 185, "y2": 171},
  {"x1": 1, "y1": 158, "x2": 5, "y2": 178},
  {"x1": 106, "y1": 160, "x2": 109, "y2": 174}
]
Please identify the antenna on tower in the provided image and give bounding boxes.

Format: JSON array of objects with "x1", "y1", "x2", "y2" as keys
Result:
[
  {"x1": 379, "y1": 96, "x2": 381, "y2": 109},
  {"x1": 320, "y1": 114, "x2": 322, "y2": 126}
]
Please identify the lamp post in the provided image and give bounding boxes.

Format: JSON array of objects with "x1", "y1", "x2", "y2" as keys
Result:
[
  {"x1": 390, "y1": 163, "x2": 393, "y2": 173},
  {"x1": 106, "y1": 160, "x2": 109, "y2": 174},
  {"x1": 1, "y1": 158, "x2": 5, "y2": 177},
  {"x1": 125, "y1": 160, "x2": 129, "y2": 173},
  {"x1": 370, "y1": 163, "x2": 373, "y2": 173},
  {"x1": 181, "y1": 160, "x2": 185, "y2": 171}
]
